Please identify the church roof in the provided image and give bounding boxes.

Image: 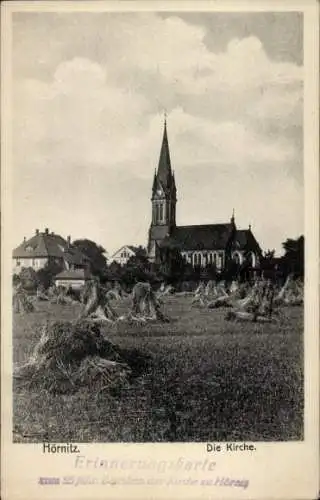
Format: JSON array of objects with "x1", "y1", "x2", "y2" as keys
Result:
[
  {"x1": 160, "y1": 223, "x2": 234, "y2": 251},
  {"x1": 233, "y1": 229, "x2": 262, "y2": 254},
  {"x1": 158, "y1": 224, "x2": 262, "y2": 254}
]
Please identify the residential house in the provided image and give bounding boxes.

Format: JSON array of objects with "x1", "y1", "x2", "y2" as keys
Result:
[
  {"x1": 110, "y1": 245, "x2": 144, "y2": 266},
  {"x1": 12, "y1": 228, "x2": 90, "y2": 275}
]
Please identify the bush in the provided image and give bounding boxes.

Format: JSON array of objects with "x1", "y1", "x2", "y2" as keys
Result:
[
  {"x1": 19, "y1": 267, "x2": 39, "y2": 292},
  {"x1": 36, "y1": 261, "x2": 64, "y2": 290}
]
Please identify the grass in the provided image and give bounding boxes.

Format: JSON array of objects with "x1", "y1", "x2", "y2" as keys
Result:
[{"x1": 13, "y1": 296, "x2": 304, "y2": 442}]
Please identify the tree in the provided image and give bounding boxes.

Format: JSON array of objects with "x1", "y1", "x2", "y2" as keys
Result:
[
  {"x1": 131, "y1": 246, "x2": 148, "y2": 260},
  {"x1": 122, "y1": 248, "x2": 159, "y2": 286},
  {"x1": 282, "y1": 235, "x2": 304, "y2": 277},
  {"x1": 126, "y1": 246, "x2": 149, "y2": 268},
  {"x1": 36, "y1": 260, "x2": 64, "y2": 289},
  {"x1": 206, "y1": 263, "x2": 217, "y2": 280},
  {"x1": 19, "y1": 267, "x2": 39, "y2": 291},
  {"x1": 158, "y1": 246, "x2": 186, "y2": 284},
  {"x1": 263, "y1": 249, "x2": 275, "y2": 260},
  {"x1": 222, "y1": 258, "x2": 240, "y2": 283},
  {"x1": 72, "y1": 239, "x2": 107, "y2": 276},
  {"x1": 260, "y1": 249, "x2": 277, "y2": 280}
]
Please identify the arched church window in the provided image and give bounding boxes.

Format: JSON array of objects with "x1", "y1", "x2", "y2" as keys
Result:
[
  {"x1": 222, "y1": 252, "x2": 225, "y2": 267},
  {"x1": 232, "y1": 252, "x2": 240, "y2": 264},
  {"x1": 153, "y1": 205, "x2": 157, "y2": 224},
  {"x1": 248, "y1": 252, "x2": 256, "y2": 268},
  {"x1": 194, "y1": 253, "x2": 201, "y2": 266},
  {"x1": 245, "y1": 252, "x2": 255, "y2": 267},
  {"x1": 159, "y1": 204, "x2": 163, "y2": 222}
]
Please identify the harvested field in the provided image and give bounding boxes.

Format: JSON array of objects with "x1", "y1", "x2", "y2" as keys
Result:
[{"x1": 13, "y1": 295, "x2": 303, "y2": 442}]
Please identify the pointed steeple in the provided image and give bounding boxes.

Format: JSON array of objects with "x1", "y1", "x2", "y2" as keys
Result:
[
  {"x1": 148, "y1": 114, "x2": 177, "y2": 258},
  {"x1": 152, "y1": 168, "x2": 157, "y2": 195},
  {"x1": 231, "y1": 208, "x2": 235, "y2": 225},
  {"x1": 172, "y1": 169, "x2": 177, "y2": 197},
  {"x1": 157, "y1": 112, "x2": 172, "y2": 189}
]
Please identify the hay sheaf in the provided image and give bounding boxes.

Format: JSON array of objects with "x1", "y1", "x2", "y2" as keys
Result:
[
  {"x1": 13, "y1": 320, "x2": 149, "y2": 394},
  {"x1": 13, "y1": 289, "x2": 35, "y2": 313}
]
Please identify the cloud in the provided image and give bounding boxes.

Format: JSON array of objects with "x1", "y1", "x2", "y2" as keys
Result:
[
  {"x1": 14, "y1": 57, "x2": 150, "y2": 169},
  {"x1": 12, "y1": 13, "x2": 303, "y2": 254}
]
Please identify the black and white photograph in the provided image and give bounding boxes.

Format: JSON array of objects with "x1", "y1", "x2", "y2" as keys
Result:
[
  {"x1": 2, "y1": 2, "x2": 319, "y2": 499},
  {"x1": 11, "y1": 9, "x2": 305, "y2": 443}
]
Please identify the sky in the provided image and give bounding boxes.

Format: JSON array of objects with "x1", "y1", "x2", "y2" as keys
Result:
[{"x1": 12, "y1": 12, "x2": 303, "y2": 256}]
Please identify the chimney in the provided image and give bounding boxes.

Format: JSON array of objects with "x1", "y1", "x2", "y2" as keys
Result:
[
  {"x1": 23, "y1": 236, "x2": 26, "y2": 242},
  {"x1": 35, "y1": 229, "x2": 39, "y2": 235},
  {"x1": 45, "y1": 228, "x2": 49, "y2": 235},
  {"x1": 67, "y1": 235, "x2": 71, "y2": 247}
]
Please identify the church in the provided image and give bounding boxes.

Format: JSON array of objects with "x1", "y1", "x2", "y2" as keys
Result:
[{"x1": 147, "y1": 118, "x2": 262, "y2": 273}]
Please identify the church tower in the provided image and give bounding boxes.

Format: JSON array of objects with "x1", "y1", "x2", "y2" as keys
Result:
[{"x1": 148, "y1": 115, "x2": 177, "y2": 262}]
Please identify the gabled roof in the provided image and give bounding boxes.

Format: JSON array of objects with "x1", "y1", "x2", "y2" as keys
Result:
[
  {"x1": 12, "y1": 231, "x2": 88, "y2": 265},
  {"x1": 54, "y1": 268, "x2": 92, "y2": 280},
  {"x1": 127, "y1": 245, "x2": 145, "y2": 253},
  {"x1": 233, "y1": 229, "x2": 262, "y2": 254},
  {"x1": 111, "y1": 245, "x2": 138, "y2": 258},
  {"x1": 160, "y1": 223, "x2": 234, "y2": 251}
]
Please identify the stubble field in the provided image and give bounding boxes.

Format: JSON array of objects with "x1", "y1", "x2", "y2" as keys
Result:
[{"x1": 12, "y1": 295, "x2": 304, "y2": 443}]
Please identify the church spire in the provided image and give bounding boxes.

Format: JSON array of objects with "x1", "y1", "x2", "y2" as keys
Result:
[
  {"x1": 152, "y1": 168, "x2": 157, "y2": 193},
  {"x1": 157, "y1": 112, "x2": 172, "y2": 189}
]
